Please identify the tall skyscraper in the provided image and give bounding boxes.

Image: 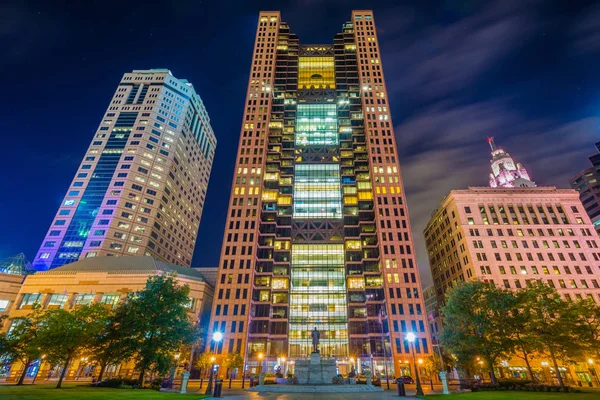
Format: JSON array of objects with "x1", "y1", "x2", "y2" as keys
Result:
[
  {"x1": 488, "y1": 137, "x2": 535, "y2": 188},
  {"x1": 33, "y1": 69, "x2": 216, "y2": 271},
  {"x1": 209, "y1": 11, "x2": 430, "y2": 378},
  {"x1": 570, "y1": 141, "x2": 600, "y2": 234}
]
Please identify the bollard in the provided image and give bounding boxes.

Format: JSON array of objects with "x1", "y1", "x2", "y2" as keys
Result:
[{"x1": 397, "y1": 381, "x2": 406, "y2": 396}]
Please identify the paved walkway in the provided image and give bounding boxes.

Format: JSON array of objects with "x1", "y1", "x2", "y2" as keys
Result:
[{"x1": 193, "y1": 382, "x2": 444, "y2": 399}]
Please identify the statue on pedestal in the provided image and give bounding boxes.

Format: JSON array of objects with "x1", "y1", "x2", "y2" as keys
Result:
[{"x1": 311, "y1": 327, "x2": 320, "y2": 353}]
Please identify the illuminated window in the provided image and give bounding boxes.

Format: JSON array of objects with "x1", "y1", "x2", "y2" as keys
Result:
[
  {"x1": 348, "y1": 277, "x2": 365, "y2": 289},
  {"x1": 272, "y1": 278, "x2": 289, "y2": 289},
  {"x1": 100, "y1": 294, "x2": 120, "y2": 308},
  {"x1": 19, "y1": 293, "x2": 43, "y2": 309},
  {"x1": 296, "y1": 104, "x2": 338, "y2": 146},
  {"x1": 74, "y1": 293, "x2": 94, "y2": 306},
  {"x1": 289, "y1": 244, "x2": 348, "y2": 358},
  {"x1": 298, "y1": 57, "x2": 335, "y2": 89},
  {"x1": 293, "y1": 164, "x2": 342, "y2": 219},
  {"x1": 47, "y1": 294, "x2": 69, "y2": 309},
  {"x1": 262, "y1": 190, "x2": 278, "y2": 201},
  {"x1": 345, "y1": 240, "x2": 361, "y2": 250}
]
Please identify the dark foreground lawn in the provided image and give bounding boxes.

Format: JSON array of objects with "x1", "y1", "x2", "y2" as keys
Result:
[
  {"x1": 0, "y1": 384, "x2": 209, "y2": 399},
  {"x1": 420, "y1": 390, "x2": 600, "y2": 400}
]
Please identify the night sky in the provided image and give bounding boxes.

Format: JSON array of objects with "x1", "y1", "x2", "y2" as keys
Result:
[{"x1": 2, "y1": 0, "x2": 600, "y2": 286}]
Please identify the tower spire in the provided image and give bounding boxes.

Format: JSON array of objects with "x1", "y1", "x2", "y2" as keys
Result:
[{"x1": 488, "y1": 138, "x2": 536, "y2": 188}]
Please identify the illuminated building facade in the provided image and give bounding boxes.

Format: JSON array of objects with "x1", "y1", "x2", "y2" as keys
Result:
[
  {"x1": 425, "y1": 187, "x2": 600, "y2": 382},
  {"x1": 570, "y1": 141, "x2": 600, "y2": 234},
  {"x1": 209, "y1": 11, "x2": 431, "y2": 377},
  {"x1": 488, "y1": 137, "x2": 535, "y2": 188},
  {"x1": 425, "y1": 187, "x2": 600, "y2": 310},
  {"x1": 2, "y1": 256, "x2": 214, "y2": 381},
  {"x1": 33, "y1": 70, "x2": 216, "y2": 271}
]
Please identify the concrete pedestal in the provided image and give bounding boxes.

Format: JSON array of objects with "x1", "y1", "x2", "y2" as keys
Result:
[
  {"x1": 179, "y1": 371, "x2": 190, "y2": 394},
  {"x1": 294, "y1": 352, "x2": 337, "y2": 384},
  {"x1": 440, "y1": 371, "x2": 450, "y2": 394}
]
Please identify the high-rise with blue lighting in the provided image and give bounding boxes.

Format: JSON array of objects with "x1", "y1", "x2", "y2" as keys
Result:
[{"x1": 33, "y1": 69, "x2": 216, "y2": 271}]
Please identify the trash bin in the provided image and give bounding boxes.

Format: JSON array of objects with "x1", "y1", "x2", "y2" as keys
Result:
[
  {"x1": 213, "y1": 379, "x2": 223, "y2": 398},
  {"x1": 397, "y1": 381, "x2": 406, "y2": 396}
]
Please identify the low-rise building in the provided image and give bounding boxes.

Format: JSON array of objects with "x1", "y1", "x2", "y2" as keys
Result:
[
  {"x1": 0, "y1": 253, "x2": 34, "y2": 322},
  {"x1": 2, "y1": 256, "x2": 213, "y2": 382}
]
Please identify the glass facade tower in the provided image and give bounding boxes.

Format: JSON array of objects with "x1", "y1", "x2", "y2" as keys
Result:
[
  {"x1": 33, "y1": 70, "x2": 216, "y2": 270},
  {"x1": 209, "y1": 11, "x2": 430, "y2": 378}
]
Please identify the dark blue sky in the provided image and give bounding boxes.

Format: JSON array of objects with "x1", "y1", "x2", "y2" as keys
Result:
[{"x1": 2, "y1": 0, "x2": 600, "y2": 285}]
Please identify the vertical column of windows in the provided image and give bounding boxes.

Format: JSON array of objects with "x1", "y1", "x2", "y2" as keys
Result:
[
  {"x1": 353, "y1": 11, "x2": 431, "y2": 366},
  {"x1": 210, "y1": 13, "x2": 281, "y2": 360}
]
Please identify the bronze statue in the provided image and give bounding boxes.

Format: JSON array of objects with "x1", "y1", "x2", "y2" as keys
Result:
[{"x1": 311, "y1": 327, "x2": 320, "y2": 353}]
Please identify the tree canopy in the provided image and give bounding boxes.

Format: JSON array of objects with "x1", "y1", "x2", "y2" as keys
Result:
[{"x1": 439, "y1": 280, "x2": 598, "y2": 388}]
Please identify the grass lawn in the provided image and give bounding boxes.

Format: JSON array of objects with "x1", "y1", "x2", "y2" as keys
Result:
[
  {"x1": 0, "y1": 384, "x2": 209, "y2": 399},
  {"x1": 420, "y1": 390, "x2": 600, "y2": 400}
]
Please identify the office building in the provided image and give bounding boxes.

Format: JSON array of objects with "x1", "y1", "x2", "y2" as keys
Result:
[
  {"x1": 33, "y1": 69, "x2": 216, "y2": 271},
  {"x1": 425, "y1": 187, "x2": 600, "y2": 310},
  {"x1": 570, "y1": 141, "x2": 600, "y2": 234},
  {"x1": 208, "y1": 11, "x2": 431, "y2": 378}
]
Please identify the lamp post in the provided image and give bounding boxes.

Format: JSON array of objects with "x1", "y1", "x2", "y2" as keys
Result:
[
  {"x1": 205, "y1": 331, "x2": 223, "y2": 395},
  {"x1": 406, "y1": 332, "x2": 424, "y2": 396},
  {"x1": 258, "y1": 352, "x2": 264, "y2": 373},
  {"x1": 541, "y1": 361, "x2": 549, "y2": 383},
  {"x1": 589, "y1": 359, "x2": 600, "y2": 387}
]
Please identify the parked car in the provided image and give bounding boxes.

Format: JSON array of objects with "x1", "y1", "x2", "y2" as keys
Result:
[{"x1": 396, "y1": 376, "x2": 414, "y2": 384}]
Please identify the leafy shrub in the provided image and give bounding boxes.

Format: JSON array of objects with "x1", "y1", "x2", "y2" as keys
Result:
[
  {"x1": 264, "y1": 372, "x2": 276, "y2": 385},
  {"x1": 150, "y1": 378, "x2": 162, "y2": 391},
  {"x1": 91, "y1": 378, "x2": 140, "y2": 389}
]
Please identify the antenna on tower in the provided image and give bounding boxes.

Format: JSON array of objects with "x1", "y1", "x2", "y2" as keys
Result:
[{"x1": 487, "y1": 136, "x2": 496, "y2": 151}]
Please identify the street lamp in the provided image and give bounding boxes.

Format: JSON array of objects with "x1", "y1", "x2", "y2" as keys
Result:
[
  {"x1": 406, "y1": 332, "x2": 424, "y2": 396},
  {"x1": 205, "y1": 332, "x2": 223, "y2": 395},
  {"x1": 541, "y1": 361, "x2": 549, "y2": 383},
  {"x1": 280, "y1": 357, "x2": 286, "y2": 375},
  {"x1": 588, "y1": 358, "x2": 600, "y2": 387},
  {"x1": 258, "y1": 352, "x2": 264, "y2": 373}
]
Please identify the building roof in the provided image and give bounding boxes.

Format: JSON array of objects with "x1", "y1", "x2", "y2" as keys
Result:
[
  {"x1": 0, "y1": 253, "x2": 35, "y2": 275},
  {"x1": 36, "y1": 256, "x2": 209, "y2": 284},
  {"x1": 192, "y1": 266, "x2": 218, "y2": 288}
]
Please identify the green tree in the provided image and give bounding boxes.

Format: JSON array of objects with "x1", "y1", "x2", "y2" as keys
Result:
[
  {"x1": 439, "y1": 281, "x2": 515, "y2": 384},
  {"x1": 422, "y1": 353, "x2": 443, "y2": 383},
  {"x1": 121, "y1": 275, "x2": 195, "y2": 385},
  {"x1": 36, "y1": 304, "x2": 109, "y2": 388},
  {"x1": 578, "y1": 299, "x2": 600, "y2": 359},
  {"x1": 523, "y1": 282, "x2": 591, "y2": 389},
  {"x1": 195, "y1": 352, "x2": 213, "y2": 389},
  {"x1": 88, "y1": 305, "x2": 135, "y2": 381},
  {"x1": 2, "y1": 312, "x2": 42, "y2": 385},
  {"x1": 504, "y1": 288, "x2": 543, "y2": 380},
  {"x1": 224, "y1": 352, "x2": 244, "y2": 388}
]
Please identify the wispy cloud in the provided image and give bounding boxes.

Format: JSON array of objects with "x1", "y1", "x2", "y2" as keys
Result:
[
  {"x1": 571, "y1": 3, "x2": 600, "y2": 54},
  {"x1": 380, "y1": 2, "x2": 538, "y2": 102},
  {"x1": 396, "y1": 99, "x2": 599, "y2": 286},
  {"x1": 374, "y1": 1, "x2": 600, "y2": 285}
]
